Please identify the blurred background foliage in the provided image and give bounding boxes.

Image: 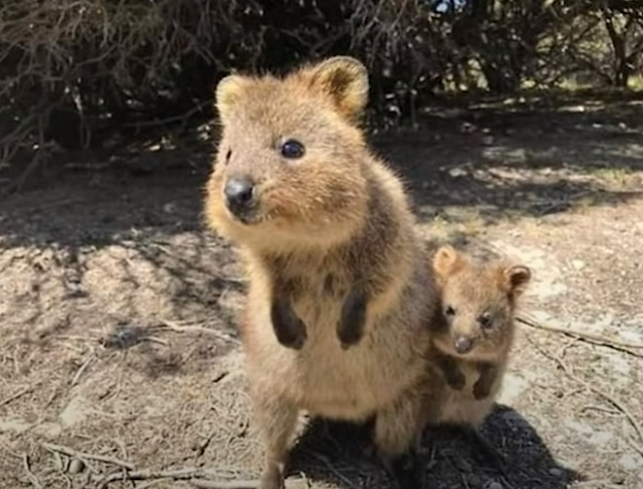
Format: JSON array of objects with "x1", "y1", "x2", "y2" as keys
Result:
[{"x1": 0, "y1": 0, "x2": 642, "y2": 177}]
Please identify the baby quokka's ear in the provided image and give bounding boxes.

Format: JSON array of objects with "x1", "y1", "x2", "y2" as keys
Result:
[
  {"x1": 305, "y1": 56, "x2": 369, "y2": 122},
  {"x1": 432, "y1": 245, "x2": 467, "y2": 282},
  {"x1": 215, "y1": 74, "x2": 250, "y2": 121},
  {"x1": 501, "y1": 264, "x2": 532, "y2": 299}
]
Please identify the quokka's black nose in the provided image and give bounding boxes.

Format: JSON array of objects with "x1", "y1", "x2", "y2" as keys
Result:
[
  {"x1": 454, "y1": 336, "x2": 473, "y2": 354},
  {"x1": 224, "y1": 176, "x2": 256, "y2": 214}
]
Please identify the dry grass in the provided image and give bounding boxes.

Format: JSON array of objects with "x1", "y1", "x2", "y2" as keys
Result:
[
  {"x1": 0, "y1": 0, "x2": 440, "y2": 177},
  {"x1": 2, "y1": 0, "x2": 641, "y2": 193},
  {"x1": 1, "y1": 99, "x2": 642, "y2": 488},
  {"x1": 0, "y1": 0, "x2": 230, "y2": 165}
]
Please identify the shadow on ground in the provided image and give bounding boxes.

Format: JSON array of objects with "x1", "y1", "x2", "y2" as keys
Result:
[
  {"x1": 289, "y1": 405, "x2": 580, "y2": 489},
  {"x1": 0, "y1": 92, "x2": 641, "y2": 380},
  {"x1": 1, "y1": 91, "x2": 642, "y2": 250}
]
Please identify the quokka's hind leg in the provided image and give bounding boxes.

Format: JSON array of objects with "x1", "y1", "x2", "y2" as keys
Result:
[
  {"x1": 250, "y1": 388, "x2": 299, "y2": 489},
  {"x1": 373, "y1": 390, "x2": 426, "y2": 489}
]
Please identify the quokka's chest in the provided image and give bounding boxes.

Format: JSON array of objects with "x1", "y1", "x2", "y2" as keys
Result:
[
  {"x1": 289, "y1": 277, "x2": 350, "y2": 334},
  {"x1": 285, "y1": 265, "x2": 353, "y2": 298},
  {"x1": 457, "y1": 361, "x2": 484, "y2": 390},
  {"x1": 278, "y1": 264, "x2": 351, "y2": 308}
]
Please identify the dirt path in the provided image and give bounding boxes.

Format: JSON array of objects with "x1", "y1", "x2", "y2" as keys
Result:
[{"x1": 1, "y1": 95, "x2": 642, "y2": 489}]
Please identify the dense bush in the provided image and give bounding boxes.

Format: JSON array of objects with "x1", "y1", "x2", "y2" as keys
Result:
[{"x1": 1, "y1": 0, "x2": 642, "y2": 169}]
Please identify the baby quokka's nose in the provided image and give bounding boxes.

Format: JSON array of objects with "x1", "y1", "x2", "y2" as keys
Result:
[
  {"x1": 224, "y1": 176, "x2": 256, "y2": 215},
  {"x1": 454, "y1": 336, "x2": 473, "y2": 354}
]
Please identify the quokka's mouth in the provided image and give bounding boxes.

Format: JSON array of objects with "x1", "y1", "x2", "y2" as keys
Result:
[
  {"x1": 223, "y1": 197, "x2": 262, "y2": 225},
  {"x1": 228, "y1": 209, "x2": 263, "y2": 225}
]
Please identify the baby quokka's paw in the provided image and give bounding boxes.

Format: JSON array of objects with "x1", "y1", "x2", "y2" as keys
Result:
[
  {"x1": 440, "y1": 357, "x2": 466, "y2": 390},
  {"x1": 447, "y1": 370, "x2": 467, "y2": 391},
  {"x1": 472, "y1": 362, "x2": 497, "y2": 400},
  {"x1": 473, "y1": 379, "x2": 492, "y2": 400}
]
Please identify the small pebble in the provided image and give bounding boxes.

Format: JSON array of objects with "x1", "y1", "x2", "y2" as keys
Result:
[
  {"x1": 449, "y1": 167, "x2": 468, "y2": 178},
  {"x1": 619, "y1": 452, "x2": 643, "y2": 471},
  {"x1": 486, "y1": 481, "x2": 503, "y2": 489},
  {"x1": 53, "y1": 454, "x2": 67, "y2": 471},
  {"x1": 549, "y1": 467, "x2": 565, "y2": 477},
  {"x1": 68, "y1": 458, "x2": 85, "y2": 474},
  {"x1": 571, "y1": 259, "x2": 585, "y2": 270}
]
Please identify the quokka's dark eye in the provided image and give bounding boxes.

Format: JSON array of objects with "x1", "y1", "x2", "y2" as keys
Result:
[
  {"x1": 478, "y1": 312, "x2": 493, "y2": 329},
  {"x1": 280, "y1": 139, "x2": 305, "y2": 159},
  {"x1": 225, "y1": 148, "x2": 232, "y2": 164},
  {"x1": 445, "y1": 305, "x2": 456, "y2": 317}
]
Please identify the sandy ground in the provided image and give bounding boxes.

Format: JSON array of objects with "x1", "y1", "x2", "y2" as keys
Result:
[{"x1": 1, "y1": 92, "x2": 642, "y2": 489}]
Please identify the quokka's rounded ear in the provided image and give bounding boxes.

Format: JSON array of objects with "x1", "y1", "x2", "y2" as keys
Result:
[
  {"x1": 432, "y1": 245, "x2": 464, "y2": 279},
  {"x1": 214, "y1": 74, "x2": 249, "y2": 120},
  {"x1": 305, "y1": 56, "x2": 369, "y2": 121},
  {"x1": 503, "y1": 264, "x2": 532, "y2": 296}
]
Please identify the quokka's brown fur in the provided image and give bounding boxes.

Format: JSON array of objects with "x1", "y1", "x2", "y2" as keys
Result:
[
  {"x1": 419, "y1": 245, "x2": 531, "y2": 468},
  {"x1": 204, "y1": 56, "x2": 440, "y2": 489}
]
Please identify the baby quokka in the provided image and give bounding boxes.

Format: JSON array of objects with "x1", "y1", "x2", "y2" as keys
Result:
[{"x1": 424, "y1": 244, "x2": 531, "y2": 469}]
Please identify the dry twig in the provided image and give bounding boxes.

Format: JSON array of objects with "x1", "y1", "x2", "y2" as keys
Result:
[
  {"x1": 190, "y1": 478, "x2": 311, "y2": 489},
  {"x1": 160, "y1": 320, "x2": 239, "y2": 344},
  {"x1": 527, "y1": 333, "x2": 643, "y2": 456},
  {"x1": 0, "y1": 382, "x2": 40, "y2": 407},
  {"x1": 71, "y1": 351, "x2": 95, "y2": 386},
  {"x1": 95, "y1": 467, "x2": 260, "y2": 489},
  {"x1": 42, "y1": 443, "x2": 135, "y2": 470},
  {"x1": 189, "y1": 479, "x2": 259, "y2": 489},
  {"x1": 22, "y1": 453, "x2": 43, "y2": 489},
  {"x1": 307, "y1": 452, "x2": 357, "y2": 489},
  {"x1": 518, "y1": 315, "x2": 643, "y2": 358}
]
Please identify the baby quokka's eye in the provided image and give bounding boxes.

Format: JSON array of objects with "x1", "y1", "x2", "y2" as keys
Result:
[
  {"x1": 280, "y1": 139, "x2": 306, "y2": 159},
  {"x1": 444, "y1": 305, "x2": 456, "y2": 317},
  {"x1": 478, "y1": 312, "x2": 493, "y2": 330}
]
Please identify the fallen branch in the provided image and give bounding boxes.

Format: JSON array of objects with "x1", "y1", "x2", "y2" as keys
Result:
[
  {"x1": 517, "y1": 315, "x2": 643, "y2": 358},
  {"x1": 0, "y1": 382, "x2": 40, "y2": 407},
  {"x1": 22, "y1": 453, "x2": 43, "y2": 489},
  {"x1": 527, "y1": 334, "x2": 643, "y2": 457},
  {"x1": 70, "y1": 352, "x2": 95, "y2": 386},
  {"x1": 96, "y1": 467, "x2": 260, "y2": 489},
  {"x1": 160, "y1": 320, "x2": 239, "y2": 344},
  {"x1": 189, "y1": 479, "x2": 259, "y2": 489},
  {"x1": 190, "y1": 477, "x2": 310, "y2": 489},
  {"x1": 42, "y1": 443, "x2": 135, "y2": 470}
]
